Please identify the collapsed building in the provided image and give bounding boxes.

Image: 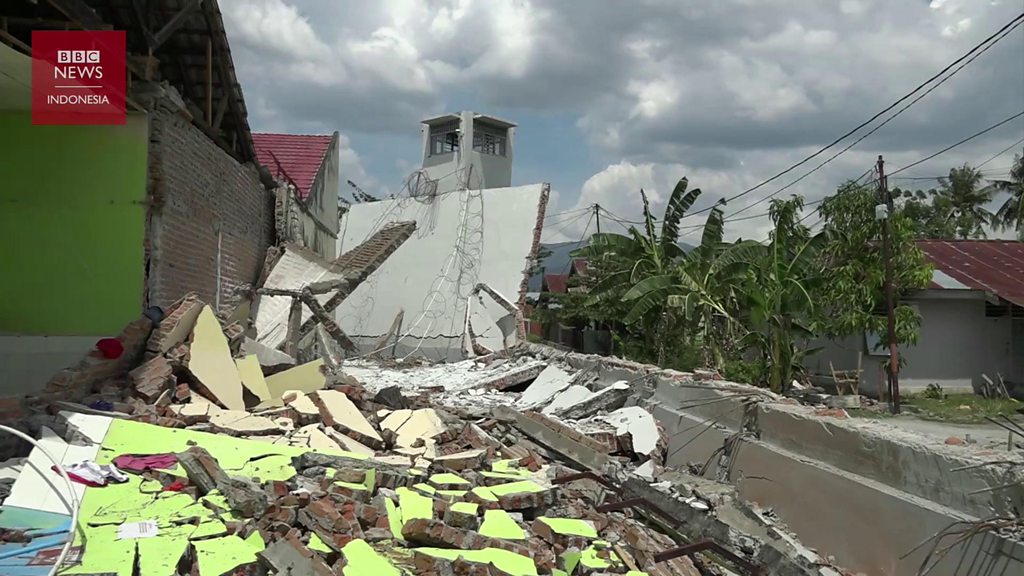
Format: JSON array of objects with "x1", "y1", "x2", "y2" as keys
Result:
[{"x1": 0, "y1": 3, "x2": 1022, "y2": 576}]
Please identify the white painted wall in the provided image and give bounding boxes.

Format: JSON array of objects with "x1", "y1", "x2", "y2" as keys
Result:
[
  {"x1": 336, "y1": 184, "x2": 546, "y2": 361},
  {"x1": 807, "y1": 291, "x2": 1016, "y2": 396},
  {"x1": 0, "y1": 335, "x2": 98, "y2": 396}
]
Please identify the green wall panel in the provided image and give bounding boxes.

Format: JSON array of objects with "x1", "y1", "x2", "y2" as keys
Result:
[{"x1": 0, "y1": 112, "x2": 148, "y2": 335}]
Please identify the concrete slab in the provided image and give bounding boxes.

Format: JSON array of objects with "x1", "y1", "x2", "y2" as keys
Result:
[
  {"x1": 541, "y1": 385, "x2": 591, "y2": 416},
  {"x1": 517, "y1": 365, "x2": 574, "y2": 409},
  {"x1": 604, "y1": 406, "x2": 660, "y2": 456},
  {"x1": 254, "y1": 245, "x2": 346, "y2": 350}
]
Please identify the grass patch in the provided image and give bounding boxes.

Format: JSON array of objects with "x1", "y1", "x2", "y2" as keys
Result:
[{"x1": 903, "y1": 394, "x2": 1021, "y2": 424}]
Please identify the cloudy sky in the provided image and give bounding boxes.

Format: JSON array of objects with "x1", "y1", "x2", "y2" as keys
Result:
[{"x1": 222, "y1": 0, "x2": 1024, "y2": 243}]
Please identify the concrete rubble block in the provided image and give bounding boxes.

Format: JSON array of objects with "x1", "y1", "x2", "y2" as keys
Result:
[
  {"x1": 475, "y1": 362, "x2": 548, "y2": 391},
  {"x1": 443, "y1": 501, "x2": 481, "y2": 530},
  {"x1": 257, "y1": 535, "x2": 333, "y2": 576},
  {"x1": 146, "y1": 292, "x2": 203, "y2": 356},
  {"x1": 555, "y1": 381, "x2": 631, "y2": 420},
  {"x1": 604, "y1": 406, "x2": 661, "y2": 458},
  {"x1": 374, "y1": 385, "x2": 410, "y2": 409},
  {"x1": 177, "y1": 446, "x2": 269, "y2": 518},
  {"x1": 516, "y1": 365, "x2": 575, "y2": 409},
  {"x1": 433, "y1": 449, "x2": 487, "y2": 471},
  {"x1": 129, "y1": 355, "x2": 175, "y2": 403},
  {"x1": 186, "y1": 306, "x2": 246, "y2": 411},
  {"x1": 312, "y1": 390, "x2": 385, "y2": 449},
  {"x1": 540, "y1": 385, "x2": 592, "y2": 416},
  {"x1": 401, "y1": 518, "x2": 532, "y2": 557}
]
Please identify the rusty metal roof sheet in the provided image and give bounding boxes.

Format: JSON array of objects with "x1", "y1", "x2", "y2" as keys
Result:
[{"x1": 917, "y1": 240, "x2": 1024, "y2": 306}]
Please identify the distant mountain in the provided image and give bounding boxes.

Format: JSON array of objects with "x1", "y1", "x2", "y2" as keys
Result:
[{"x1": 527, "y1": 239, "x2": 694, "y2": 292}]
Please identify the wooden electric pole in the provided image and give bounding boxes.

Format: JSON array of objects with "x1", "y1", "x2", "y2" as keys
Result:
[{"x1": 878, "y1": 155, "x2": 901, "y2": 414}]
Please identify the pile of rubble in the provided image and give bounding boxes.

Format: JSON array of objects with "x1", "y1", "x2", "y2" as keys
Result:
[{"x1": 0, "y1": 291, "x2": 850, "y2": 575}]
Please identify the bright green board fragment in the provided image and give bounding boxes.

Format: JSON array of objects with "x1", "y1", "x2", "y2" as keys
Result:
[
  {"x1": 430, "y1": 472, "x2": 470, "y2": 486},
  {"x1": 341, "y1": 539, "x2": 400, "y2": 576},
  {"x1": 413, "y1": 482, "x2": 437, "y2": 495},
  {"x1": 451, "y1": 501, "x2": 479, "y2": 515},
  {"x1": 385, "y1": 497, "x2": 404, "y2": 540},
  {"x1": 479, "y1": 509, "x2": 525, "y2": 540},
  {"x1": 580, "y1": 541, "x2": 620, "y2": 569},
  {"x1": 137, "y1": 524, "x2": 193, "y2": 576},
  {"x1": 397, "y1": 487, "x2": 433, "y2": 524},
  {"x1": 471, "y1": 486, "x2": 499, "y2": 502},
  {"x1": 537, "y1": 517, "x2": 598, "y2": 538},
  {"x1": 418, "y1": 547, "x2": 538, "y2": 575},
  {"x1": 192, "y1": 533, "x2": 265, "y2": 576},
  {"x1": 481, "y1": 470, "x2": 529, "y2": 480},
  {"x1": 488, "y1": 480, "x2": 546, "y2": 496},
  {"x1": 309, "y1": 532, "x2": 332, "y2": 553}
]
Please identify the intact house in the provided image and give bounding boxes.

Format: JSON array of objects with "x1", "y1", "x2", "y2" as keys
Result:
[
  {"x1": 253, "y1": 133, "x2": 341, "y2": 260},
  {"x1": 806, "y1": 240, "x2": 1024, "y2": 398},
  {"x1": 0, "y1": 1, "x2": 278, "y2": 394}
]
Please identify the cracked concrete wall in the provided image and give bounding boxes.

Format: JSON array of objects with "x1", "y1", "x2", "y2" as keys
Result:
[{"x1": 524, "y1": 345, "x2": 1024, "y2": 576}]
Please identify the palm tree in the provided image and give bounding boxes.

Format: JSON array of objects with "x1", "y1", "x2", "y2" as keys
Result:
[
  {"x1": 936, "y1": 164, "x2": 993, "y2": 239},
  {"x1": 990, "y1": 151, "x2": 1024, "y2": 239}
]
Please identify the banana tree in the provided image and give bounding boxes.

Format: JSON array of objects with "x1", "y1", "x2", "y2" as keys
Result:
[{"x1": 733, "y1": 197, "x2": 823, "y2": 392}]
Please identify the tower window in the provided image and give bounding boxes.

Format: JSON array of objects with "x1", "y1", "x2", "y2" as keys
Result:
[
  {"x1": 472, "y1": 128, "x2": 507, "y2": 157},
  {"x1": 430, "y1": 131, "x2": 459, "y2": 155}
]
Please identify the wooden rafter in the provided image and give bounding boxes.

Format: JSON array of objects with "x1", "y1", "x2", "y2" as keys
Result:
[{"x1": 151, "y1": 0, "x2": 202, "y2": 50}]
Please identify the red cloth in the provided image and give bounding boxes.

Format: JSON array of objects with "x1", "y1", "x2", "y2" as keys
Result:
[
  {"x1": 113, "y1": 454, "x2": 178, "y2": 473},
  {"x1": 96, "y1": 338, "x2": 124, "y2": 359},
  {"x1": 164, "y1": 480, "x2": 186, "y2": 492}
]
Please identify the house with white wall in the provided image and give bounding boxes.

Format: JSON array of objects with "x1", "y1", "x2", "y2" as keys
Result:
[
  {"x1": 420, "y1": 111, "x2": 516, "y2": 194},
  {"x1": 806, "y1": 240, "x2": 1024, "y2": 398}
]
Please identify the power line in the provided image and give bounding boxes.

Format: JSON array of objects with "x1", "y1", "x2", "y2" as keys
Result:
[
  {"x1": 724, "y1": 18, "x2": 1024, "y2": 219},
  {"x1": 977, "y1": 135, "x2": 1024, "y2": 169},
  {"x1": 680, "y1": 11, "x2": 1024, "y2": 221},
  {"x1": 890, "y1": 110, "x2": 1024, "y2": 176}
]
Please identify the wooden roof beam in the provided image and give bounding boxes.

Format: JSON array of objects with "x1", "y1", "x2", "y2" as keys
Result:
[
  {"x1": 151, "y1": 0, "x2": 203, "y2": 50},
  {"x1": 45, "y1": 0, "x2": 111, "y2": 30},
  {"x1": 202, "y1": 0, "x2": 253, "y2": 160}
]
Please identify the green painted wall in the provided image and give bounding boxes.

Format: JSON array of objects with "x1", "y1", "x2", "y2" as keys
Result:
[{"x1": 0, "y1": 112, "x2": 148, "y2": 335}]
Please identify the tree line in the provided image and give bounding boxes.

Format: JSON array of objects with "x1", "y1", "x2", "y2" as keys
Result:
[{"x1": 541, "y1": 152, "x2": 1024, "y2": 391}]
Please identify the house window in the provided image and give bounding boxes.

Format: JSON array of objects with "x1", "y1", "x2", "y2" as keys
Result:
[{"x1": 430, "y1": 131, "x2": 459, "y2": 155}]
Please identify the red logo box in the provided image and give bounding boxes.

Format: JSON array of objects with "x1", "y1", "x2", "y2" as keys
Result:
[{"x1": 32, "y1": 30, "x2": 126, "y2": 125}]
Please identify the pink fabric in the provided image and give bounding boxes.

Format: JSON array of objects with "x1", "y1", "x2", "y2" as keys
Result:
[{"x1": 113, "y1": 454, "x2": 178, "y2": 473}]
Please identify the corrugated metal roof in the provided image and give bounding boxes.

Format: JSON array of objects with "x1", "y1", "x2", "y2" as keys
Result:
[
  {"x1": 543, "y1": 274, "x2": 569, "y2": 294},
  {"x1": 252, "y1": 133, "x2": 333, "y2": 200},
  {"x1": 917, "y1": 240, "x2": 1024, "y2": 306}
]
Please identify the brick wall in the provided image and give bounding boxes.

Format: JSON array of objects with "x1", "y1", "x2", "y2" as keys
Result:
[{"x1": 145, "y1": 100, "x2": 274, "y2": 312}]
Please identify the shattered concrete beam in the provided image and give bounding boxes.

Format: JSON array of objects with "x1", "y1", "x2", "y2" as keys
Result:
[
  {"x1": 306, "y1": 277, "x2": 350, "y2": 294},
  {"x1": 293, "y1": 221, "x2": 417, "y2": 343},
  {"x1": 284, "y1": 296, "x2": 303, "y2": 358}
]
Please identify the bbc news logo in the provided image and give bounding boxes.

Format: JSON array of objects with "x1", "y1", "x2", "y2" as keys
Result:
[
  {"x1": 57, "y1": 50, "x2": 101, "y2": 64},
  {"x1": 32, "y1": 31, "x2": 125, "y2": 125}
]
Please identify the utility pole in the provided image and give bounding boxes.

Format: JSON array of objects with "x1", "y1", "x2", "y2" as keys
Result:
[
  {"x1": 878, "y1": 155, "x2": 901, "y2": 414},
  {"x1": 594, "y1": 203, "x2": 601, "y2": 234}
]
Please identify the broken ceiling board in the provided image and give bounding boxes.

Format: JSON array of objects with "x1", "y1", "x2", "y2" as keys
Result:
[
  {"x1": 236, "y1": 355, "x2": 272, "y2": 402},
  {"x1": 480, "y1": 509, "x2": 526, "y2": 540},
  {"x1": 393, "y1": 408, "x2": 445, "y2": 448},
  {"x1": 340, "y1": 538, "x2": 400, "y2": 576},
  {"x1": 188, "y1": 306, "x2": 246, "y2": 411},
  {"x1": 316, "y1": 389, "x2": 384, "y2": 445},
  {"x1": 209, "y1": 410, "x2": 285, "y2": 436},
  {"x1": 254, "y1": 244, "x2": 347, "y2": 350},
  {"x1": 336, "y1": 184, "x2": 547, "y2": 359},
  {"x1": 380, "y1": 408, "x2": 413, "y2": 434},
  {"x1": 516, "y1": 365, "x2": 574, "y2": 409},
  {"x1": 328, "y1": 429, "x2": 377, "y2": 457},
  {"x1": 265, "y1": 359, "x2": 327, "y2": 400},
  {"x1": 416, "y1": 547, "x2": 539, "y2": 576},
  {"x1": 605, "y1": 406, "x2": 660, "y2": 456},
  {"x1": 541, "y1": 385, "x2": 592, "y2": 416}
]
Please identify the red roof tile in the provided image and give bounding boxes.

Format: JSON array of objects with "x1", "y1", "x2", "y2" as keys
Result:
[
  {"x1": 543, "y1": 273, "x2": 569, "y2": 294},
  {"x1": 917, "y1": 240, "x2": 1024, "y2": 307},
  {"x1": 252, "y1": 133, "x2": 334, "y2": 199}
]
